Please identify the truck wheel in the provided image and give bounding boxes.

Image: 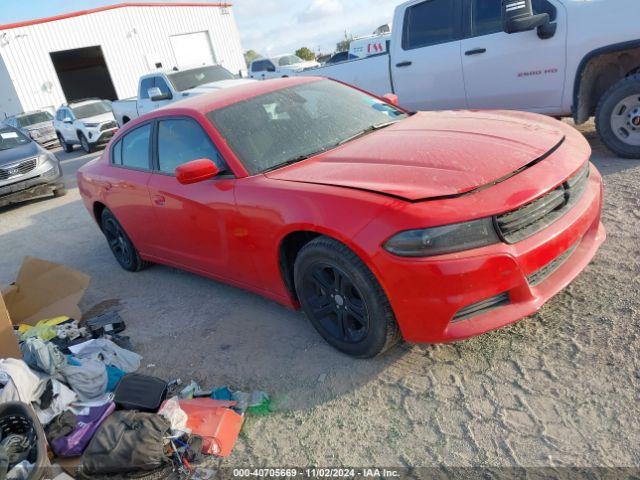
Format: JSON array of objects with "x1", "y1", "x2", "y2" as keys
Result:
[
  {"x1": 294, "y1": 236, "x2": 401, "y2": 358},
  {"x1": 595, "y1": 74, "x2": 640, "y2": 159},
  {"x1": 57, "y1": 133, "x2": 73, "y2": 153},
  {"x1": 101, "y1": 209, "x2": 149, "y2": 272},
  {"x1": 79, "y1": 133, "x2": 95, "y2": 153}
]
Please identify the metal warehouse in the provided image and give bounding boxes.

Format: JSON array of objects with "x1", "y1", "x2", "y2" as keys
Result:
[{"x1": 0, "y1": 2, "x2": 246, "y2": 117}]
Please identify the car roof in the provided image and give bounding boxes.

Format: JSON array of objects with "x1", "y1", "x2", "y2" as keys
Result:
[{"x1": 161, "y1": 76, "x2": 323, "y2": 114}]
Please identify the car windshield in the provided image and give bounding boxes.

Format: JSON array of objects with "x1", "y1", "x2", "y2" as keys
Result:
[
  {"x1": 207, "y1": 79, "x2": 408, "y2": 174},
  {"x1": 168, "y1": 66, "x2": 236, "y2": 92},
  {"x1": 0, "y1": 127, "x2": 31, "y2": 151},
  {"x1": 277, "y1": 55, "x2": 303, "y2": 66},
  {"x1": 16, "y1": 111, "x2": 53, "y2": 127},
  {"x1": 71, "y1": 101, "x2": 112, "y2": 119}
]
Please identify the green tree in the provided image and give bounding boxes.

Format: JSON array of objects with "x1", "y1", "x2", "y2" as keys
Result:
[
  {"x1": 336, "y1": 31, "x2": 353, "y2": 52},
  {"x1": 244, "y1": 50, "x2": 262, "y2": 67},
  {"x1": 295, "y1": 47, "x2": 316, "y2": 61}
]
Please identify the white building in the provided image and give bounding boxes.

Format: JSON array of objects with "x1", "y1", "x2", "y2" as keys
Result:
[{"x1": 0, "y1": 2, "x2": 246, "y2": 117}]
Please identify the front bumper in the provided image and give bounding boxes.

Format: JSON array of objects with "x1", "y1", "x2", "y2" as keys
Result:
[
  {"x1": 0, "y1": 160, "x2": 63, "y2": 207},
  {"x1": 87, "y1": 127, "x2": 117, "y2": 145},
  {"x1": 373, "y1": 164, "x2": 605, "y2": 344}
]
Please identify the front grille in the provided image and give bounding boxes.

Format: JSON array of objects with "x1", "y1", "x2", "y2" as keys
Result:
[
  {"x1": 496, "y1": 162, "x2": 590, "y2": 244},
  {"x1": 452, "y1": 292, "x2": 510, "y2": 322},
  {"x1": 0, "y1": 158, "x2": 37, "y2": 180},
  {"x1": 527, "y1": 242, "x2": 579, "y2": 286},
  {"x1": 100, "y1": 121, "x2": 117, "y2": 131}
]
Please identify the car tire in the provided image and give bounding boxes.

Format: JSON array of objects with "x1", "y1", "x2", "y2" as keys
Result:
[
  {"x1": 101, "y1": 209, "x2": 149, "y2": 272},
  {"x1": 79, "y1": 133, "x2": 95, "y2": 153},
  {"x1": 294, "y1": 236, "x2": 401, "y2": 358},
  {"x1": 57, "y1": 133, "x2": 73, "y2": 153},
  {"x1": 595, "y1": 74, "x2": 640, "y2": 159},
  {"x1": 52, "y1": 186, "x2": 67, "y2": 197}
]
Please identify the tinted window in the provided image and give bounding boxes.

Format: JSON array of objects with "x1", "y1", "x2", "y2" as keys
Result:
[
  {"x1": 155, "y1": 77, "x2": 172, "y2": 96},
  {"x1": 208, "y1": 80, "x2": 407, "y2": 175},
  {"x1": 120, "y1": 124, "x2": 151, "y2": 169},
  {"x1": 472, "y1": 0, "x2": 502, "y2": 36},
  {"x1": 111, "y1": 139, "x2": 123, "y2": 165},
  {"x1": 157, "y1": 119, "x2": 224, "y2": 174},
  {"x1": 471, "y1": 0, "x2": 557, "y2": 36},
  {"x1": 140, "y1": 77, "x2": 154, "y2": 100},
  {"x1": 252, "y1": 60, "x2": 274, "y2": 72},
  {"x1": 402, "y1": 0, "x2": 459, "y2": 50}
]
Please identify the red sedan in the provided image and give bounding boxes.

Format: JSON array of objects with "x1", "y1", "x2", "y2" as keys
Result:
[{"x1": 77, "y1": 77, "x2": 605, "y2": 358}]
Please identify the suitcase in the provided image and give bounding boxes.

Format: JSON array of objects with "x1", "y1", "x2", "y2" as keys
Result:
[{"x1": 113, "y1": 374, "x2": 168, "y2": 412}]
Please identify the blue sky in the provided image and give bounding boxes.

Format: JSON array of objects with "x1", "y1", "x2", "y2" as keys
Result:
[{"x1": 0, "y1": 0, "x2": 399, "y2": 55}]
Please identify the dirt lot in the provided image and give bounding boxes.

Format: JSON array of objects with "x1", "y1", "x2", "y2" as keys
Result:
[{"x1": 0, "y1": 120, "x2": 638, "y2": 469}]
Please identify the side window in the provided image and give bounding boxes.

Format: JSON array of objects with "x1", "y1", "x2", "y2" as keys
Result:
[
  {"x1": 140, "y1": 77, "x2": 154, "y2": 100},
  {"x1": 111, "y1": 139, "x2": 123, "y2": 165},
  {"x1": 157, "y1": 118, "x2": 225, "y2": 174},
  {"x1": 155, "y1": 77, "x2": 171, "y2": 96},
  {"x1": 120, "y1": 123, "x2": 152, "y2": 170},
  {"x1": 533, "y1": 0, "x2": 557, "y2": 21},
  {"x1": 402, "y1": 0, "x2": 460, "y2": 50},
  {"x1": 252, "y1": 60, "x2": 266, "y2": 72},
  {"x1": 471, "y1": 0, "x2": 502, "y2": 36}
]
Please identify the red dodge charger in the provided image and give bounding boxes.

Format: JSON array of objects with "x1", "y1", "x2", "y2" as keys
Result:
[{"x1": 77, "y1": 77, "x2": 605, "y2": 357}]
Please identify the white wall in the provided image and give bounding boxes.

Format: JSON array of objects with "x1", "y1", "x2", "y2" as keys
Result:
[
  {"x1": 0, "y1": 54, "x2": 23, "y2": 118},
  {"x1": 0, "y1": 5, "x2": 246, "y2": 114}
]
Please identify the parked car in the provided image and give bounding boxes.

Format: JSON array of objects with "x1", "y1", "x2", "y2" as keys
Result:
[
  {"x1": 249, "y1": 54, "x2": 319, "y2": 80},
  {"x1": 297, "y1": 0, "x2": 640, "y2": 158},
  {"x1": 77, "y1": 77, "x2": 605, "y2": 358},
  {"x1": 54, "y1": 99, "x2": 118, "y2": 154},
  {"x1": 111, "y1": 65, "x2": 252, "y2": 127},
  {"x1": 3, "y1": 111, "x2": 57, "y2": 149},
  {"x1": 325, "y1": 52, "x2": 359, "y2": 65},
  {"x1": 0, "y1": 125, "x2": 65, "y2": 208}
]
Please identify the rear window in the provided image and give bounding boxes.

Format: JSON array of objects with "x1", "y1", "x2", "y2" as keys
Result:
[{"x1": 0, "y1": 127, "x2": 31, "y2": 151}]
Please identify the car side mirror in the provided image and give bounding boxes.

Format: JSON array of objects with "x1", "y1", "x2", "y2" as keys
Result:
[
  {"x1": 382, "y1": 93, "x2": 399, "y2": 106},
  {"x1": 149, "y1": 87, "x2": 173, "y2": 102},
  {"x1": 502, "y1": 0, "x2": 555, "y2": 39},
  {"x1": 63, "y1": 117, "x2": 73, "y2": 124},
  {"x1": 175, "y1": 159, "x2": 220, "y2": 185}
]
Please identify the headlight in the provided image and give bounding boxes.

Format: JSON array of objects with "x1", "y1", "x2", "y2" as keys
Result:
[
  {"x1": 383, "y1": 218, "x2": 500, "y2": 257},
  {"x1": 37, "y1": 152, "x2": 56, "y2": 166},
  {"x1": 29, "y1": 130, "x2": 40, "y2": 139}
]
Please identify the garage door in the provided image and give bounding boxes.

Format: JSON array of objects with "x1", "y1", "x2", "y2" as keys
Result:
[{"x1": 170, "y1": 32, "x2": 216, "y2": 70}]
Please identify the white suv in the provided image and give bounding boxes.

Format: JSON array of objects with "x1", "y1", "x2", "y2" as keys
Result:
[{"x1": 53, "y1": 99, "x2": 118, "y2": 153}]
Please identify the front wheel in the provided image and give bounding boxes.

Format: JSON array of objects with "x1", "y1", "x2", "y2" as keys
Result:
[
  {"x1": 57, "y1": 133, "x2": 73, "y2": 153},
  {"x1": 595, "y1": 74, "x2": 640, "y2": 158},
  {"x1": 79, "y1": 133, "x2": 95, "y2": 153},
  {"x1": 294, "y1": 237, "x2": 400, "y2": 358},
  {"x1": 101, "y1": 209, "x2": 149, "y2": 272}
]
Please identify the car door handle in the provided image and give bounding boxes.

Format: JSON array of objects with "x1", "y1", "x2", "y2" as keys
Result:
[
  {"x1": 396, "y1": 61, "x2": 413, "y2": 68},
  {"x1": 153, "y1": 195, "x2": 166, "y2": 206},
  {"x1": 465, "y1": 48, "x2": 487, "y2": 56}
]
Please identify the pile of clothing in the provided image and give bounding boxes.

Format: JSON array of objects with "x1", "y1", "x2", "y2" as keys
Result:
[{"x1": 0, "y1": 313, "x2": 268, "y2": 479}]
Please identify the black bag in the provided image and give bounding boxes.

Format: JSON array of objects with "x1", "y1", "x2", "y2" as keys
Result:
[
  {"x1": 81, "y1": 411, "x2": 170, "y2": 475},
  {"x1": 114, "y1": 374, "x2": 168, "y2": 412},
  {"x1": 86, "y1": 311, "x2": 126, "y2": 338}
]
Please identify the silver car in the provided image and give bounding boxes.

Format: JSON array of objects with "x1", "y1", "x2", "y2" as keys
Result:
[
  {"x1": 4, "y1": 110, "x2": 58, "y2": 149},
  {"x1": 0, "y1": 125, "x2": 65, "y2": 208}
]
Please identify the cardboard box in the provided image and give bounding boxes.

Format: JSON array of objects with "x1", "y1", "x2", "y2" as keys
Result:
[{"x1": 0, "y1": 257, "x2": 90, "y2": 359}]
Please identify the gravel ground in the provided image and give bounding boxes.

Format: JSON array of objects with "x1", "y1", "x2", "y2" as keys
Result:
[{"x1": 0, "y1": 120, "x2": 638, "y2": 470}]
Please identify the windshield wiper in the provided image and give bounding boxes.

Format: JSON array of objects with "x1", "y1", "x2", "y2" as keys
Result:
[
  {"x1": 337, "y1": 121, "x2": 397, "y2": 146},
  {"x1": 261, "y1": 148, "x2": 328, "y2": 173}
]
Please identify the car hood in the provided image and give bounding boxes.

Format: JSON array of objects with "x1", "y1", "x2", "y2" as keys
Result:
[
  {"x1": 23, "y1": 121, "x2": 54, "y2": 132},
  {"x1": 265, "y1": 110, "x2": 566, "y2": 201},
  {"x1": 185, "y1": 79, "x2": 256, "y2": 95},
  {"x1": 81, "y1": 112, "x2": 115, "y2": 124},
  {"x1": 0, "y1": 141, "x2": 39, "y2": 167}
]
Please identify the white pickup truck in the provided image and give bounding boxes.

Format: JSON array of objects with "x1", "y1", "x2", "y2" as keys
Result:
[
  {"x1": 298, "y1": 0, "x2": 640, "y2": 158},
  {"x1": 112, "y1": 65, "x2": 252, "y2": 127}
]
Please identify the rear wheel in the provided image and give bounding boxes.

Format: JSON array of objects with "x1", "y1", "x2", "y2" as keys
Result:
[
  {"x1": 595, "y1": 74, "x2": 640, "y2": 158},
  {"x1": 57, "y1": 133, "x2": 73, "y2": 153},
  {"x1": 101, "y1": 209, "x2": 149, "y2": 272},
  {"x1": 79, "y1": 133, "x2": 95, "y2": 153},
  {"x1": 294, "y1": 237, "x2": 400, "y2": 358}
]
